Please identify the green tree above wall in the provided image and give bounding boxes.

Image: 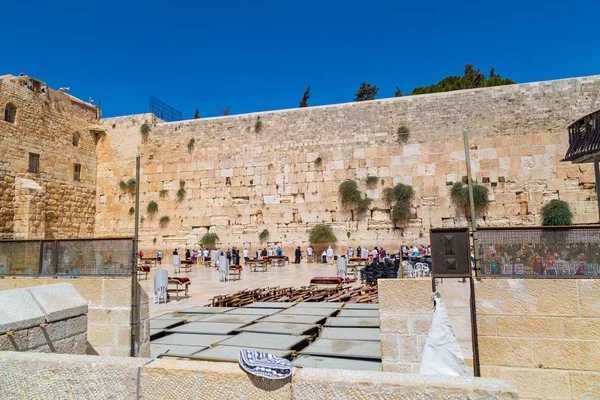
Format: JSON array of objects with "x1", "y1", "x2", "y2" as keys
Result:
[
  {"x1": 299, "y1": 86, "x2": 311, "y2": 108},
  {"x1": 411, "y1": 64, "x2": 515, "y2": 95},
  {"x1": 354, "y1": 82, "x2": 379, "y2": 101}
]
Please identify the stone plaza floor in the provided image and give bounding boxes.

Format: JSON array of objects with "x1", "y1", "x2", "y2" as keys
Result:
[{"x1": 140, "y1": 261, "x2": 473, "y2": 372}]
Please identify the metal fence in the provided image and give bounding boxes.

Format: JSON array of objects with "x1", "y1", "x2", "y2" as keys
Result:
[
  {"x1": 0, "y1": 238, "x2": 134, "y2": 277},
  {"x1": 478, "y1": 226, "x2": 600, "y2": 278},
  {"x1": 150, "y1": 96, "x2": 182, "y2": 122}
]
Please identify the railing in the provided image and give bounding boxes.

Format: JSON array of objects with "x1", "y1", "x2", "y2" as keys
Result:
[
  {"x1": 478, "y1": 226, "x2": 600, "y2": 278},
  {"x1": 150, "y1": 96, "x2": 182, "y2": 122},
  {"x1": 0, "y1": 238, "x2": 134, "y2": 277},
  {"x1": 563, "y1": 109, "x2": 600, "y2": 163}
]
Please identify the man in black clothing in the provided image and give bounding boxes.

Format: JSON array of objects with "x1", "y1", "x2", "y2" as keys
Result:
[
  {"x1": 185, "y1": 249, "x2": 191, "y2": 260},
  {"x1": 295, "y1": 246, "x2": 301, "y2": 264}
]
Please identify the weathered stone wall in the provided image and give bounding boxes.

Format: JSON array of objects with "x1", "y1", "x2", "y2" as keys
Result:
[
  {"x1": 0, "y1": 283, "x2": 88, "y2": 354},
  {"x1": 0, "y1": 352, "x2": 519, "y2": 399},
  {"x1": 0, "y1": 78, "x2": 99, "y2": 239},
  {"x1": 95, "y1": 76, "x2": 600, "y2": 256},
  {"x1": 0, "y1": 277, "x2": 150, "y2": 357},
  {"x1": 476, "y1": 279, "x2": 600, "y2": 400}
]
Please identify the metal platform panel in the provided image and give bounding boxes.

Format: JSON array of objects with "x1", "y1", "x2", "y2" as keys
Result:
[
  {"x1": 150, "y1": 319, "x2": 185, "y2": 330},
  {"x1": 299, "y1": 338, "x2": 381, "y2": 360},
  {"x1": 280, "y1": 308, "x2": 338, "y2": 317},
  {"x1": 324, "y1": 317, "x2": 380, "y2": 328},
  {"x1": 178, "y1": 306, "x2": 234, "y2": 314},
  {"x1": 152, "y1": 333, "x2": 232, "y2": 347},
  {"x1": 199, "y1": 314, "x2": 264, "y2": 325},
  {"x1": 150, "y1": 329, "x2": 164, "y2": 338},
  {"x1": 238, "y1": 322, "x2": 318, "y2": 336},
  {"x1": 337, "y1": 309, "x2": 380, "y2": 318},
  {"x1": 152, "y1": 313, "x2": 189, "y2": 320},
  {"x1": 218, "y1": 332, "x2": 307, "y2": 351},
  {"x1": 293, "y1": 302, "x2": 344, "y2": 309},
  {"x1": 167, "y1": 322, "x2": 246, "y2": 335},
  {"x1": 261, "y1": 314, "x2": 327, "y2": 325},
  {"x1": 342, "y1": 303, "x2": 379, "y2": 310},
  {"x1": 244, "y1": 302, "x2": 296, "y2": 309},
  {"x1": 151, "y1": 344, "x2": 207, "y2": 359},
  {"x1": 320, "y1": 327, "x2": 381, "y2": 342},
  {"x1": 292, "y1": 355, "x2": 382, "y2": 372},
  {"x1": 225, "y1": 307, "x2": 282, "y2": 316},
  {"x1": 191, "y1": 345, "x2": 291, "y2": 363}
]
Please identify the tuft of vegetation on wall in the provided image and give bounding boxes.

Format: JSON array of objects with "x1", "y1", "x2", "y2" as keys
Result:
[
  {"x1": 199, "y1": 233, "x2": 219, "y2": 248},
  {"x1": 128, "y1": 207, "x2": 135, "y2": 215},
  {"x1": 451, "y1": 182, "x2": 490, "y2": 207},
  {"x1": 366, "y1": 175, "x2": 379, "y2": 188},
  {"x1": 126, "y1": 179, "x2": 136, "y2": 189},
  {"x1": 314, "y1": 157, "x2": 323, "y2": 168},
  {"x1": 396, "y1": 126, "x2": 410, "y2": 143},
  {"x1": 309, "y1": 224, "x2": 337, "y2": 244},
  {"x1": 541, "y1": 199, "x2": 573, "y2": 226},
  {"x1": 147, "y1": 201, "x2": 158, "y2": 214},
  {"x1": 383, "y1": 183, "x2": 415, "y2": 224},
  {"x1": 338, "y1": 180, "x2": 362, "y2": 208},
  {"x1": 187, "y1": 138, "x2": 195, "y2": 153},
  {"x1": 159, "y1": 216, "x2": 170, "y2": 226},
  {"x1": 159, "y1": 189, "x2": 168, "y2": 198},
  {"x1": 176, "y1": 180, "x2": 186, "y2": 201},
  {"x1": 140, "y1": 122, "x2": 151, "y2": 141},
  {"x1": 258, "y1": 229, "x2": 269, "y2": 243},
  {"x1": 254, "y1": 117, "x2": 262, "y2": 132},
  {"x1": 119, "y1": 181, "x2": 127, "y2": 190}
]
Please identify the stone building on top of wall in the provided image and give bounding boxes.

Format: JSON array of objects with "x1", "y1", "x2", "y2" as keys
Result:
[{"x1": 0, "y1": 73, "x2": 103, "y2": 240}]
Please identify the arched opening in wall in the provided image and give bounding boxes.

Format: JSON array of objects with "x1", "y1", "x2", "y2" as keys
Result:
[
  {"x1": 4, "y1": 103, "x2": 17, "y2": 124},
  {"x1": 72, "y1": 133, "x2": 80, "y2": 147}
]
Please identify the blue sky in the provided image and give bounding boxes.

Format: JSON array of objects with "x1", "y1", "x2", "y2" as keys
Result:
[{"x1": 2, "y1": 0, "x2": 599, "y2": 119}]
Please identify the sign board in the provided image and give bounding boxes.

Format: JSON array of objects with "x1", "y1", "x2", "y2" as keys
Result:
[{"x1": 430, "y1": 228, "x2": 471, "y2": 278}]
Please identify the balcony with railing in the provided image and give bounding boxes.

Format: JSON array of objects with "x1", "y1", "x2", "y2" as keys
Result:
[{"x1": 563, "y1": 109, "x2": 600, "y2": 163}]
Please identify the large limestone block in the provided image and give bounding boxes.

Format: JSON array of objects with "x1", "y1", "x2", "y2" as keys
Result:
[
  {"x1": 479, "y1": 337, "x2": 534, "y2": 368},
  {"x1": 27, "y1": 283, "x2": 88, "y2": 323},
  {"x1": 0, "y1": 288, "x2": 45, "y2": 334},
  {"x1": 578, "y1": 280, "x2": 600, "y2": 317},
  {"x1": 480, "y1": 366, "x2": 570, "y2": 400},
  {"x1": 379, "y1": 279, "x2": 433, "y2": 315},
  {"x1": 475, "y1": 279, "x2": 578, "y2": 317},
  {"x1": 569, "y1": 371, "x2": 600, "y2": 400},
  {"x1": 292, "y1": 368, "x2": 518, "y2": 399},
  {"x1": 0, "y1": 352, "x2": 146, "y2": 399},
  {"x1": 102, "y1": 278, "x2": 132, "y2": 308},
  {"x1": 496, "y1": 316, "x2": 565, "y2": 338},
  {"x1": 139, "y1": 359, "x2": 292, "y2": 399},
  {"x1": 533, "y1": 339, "x2": 600, "y2": 371}
]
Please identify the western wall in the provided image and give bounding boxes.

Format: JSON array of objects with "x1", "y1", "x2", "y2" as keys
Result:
[{"x1": 94, "y1": 75, "x2": 600, "y2": 256}]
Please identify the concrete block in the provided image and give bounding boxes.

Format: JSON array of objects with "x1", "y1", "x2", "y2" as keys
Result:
[
  {"x1": 412, "y1": 316, "x2": 432, "y2": 335},
  {"x1": 140, "y1": 359, "x2": 292, "y2": 399},
  {"x1": 569, "y1": 371, "x2": 600, "y2": 400},
  {"x1": 0, "y1": 352, "x2": 146, "y2": 399},
  {"x1": 27, "y1": 283, "x2": 88, "y2": 323},
  {"x1": 481, "y1": 366, "x2": 570, "y2": 400},
  {"x1": 578, "y1": 280, "x2": 600, "y2": 317},
  {"x1": 292, "y1": 368, "x2": 518, "y2": 399},
  {"x1": 380, "y1": 332, "x2": 399, "y2": 362},
  {"x1": 380, "y1": 314, "x2": 409, "y2": 333},
  {"x1": 475, "y1": 279, "x2": 578, "y2": 317},
  {"x1": 28, "y1": 320, "x2": 66, "y2": 349},
  {"x1": 0, "y1": 288, "x2": 45, "y2": 334},
  {"x1": 479, "y1": 337, "x2": 533, "y2": 368},
  {"x1": 0, "y1": 330, "x2": 28, "y2": 351},
  {"x1": 534, "y1": 339, "x2": 600, "y2": 371},
  {"x1": 66, "y1": 315, "x2": 88, "y2": 337},
  {"x1": 379, "y1": 279, "x2": 433, "y2": 315}
]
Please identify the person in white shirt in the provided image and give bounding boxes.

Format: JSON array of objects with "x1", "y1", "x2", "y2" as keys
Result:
[
  {"x1": 326, "y1": 246, "x2": 334, "y2": 264},
  {"x1": 347, "y1": 247, "x2": 354, "y2": 258},
  {"x1": 371, "y1": 248, "x2": 378, "y2": 259},
  {"x1": 268, "y1": 248, "x2": 273, "y2": 257},
  {"x1": 257, "y1": 249, "x2": 262, "y2": 259},
  {"x1": 307, "y1": 246, "x2": 313, "y2": 263},
  {"x1": 243, "y1": 248, "x2": 249, "y2": 262}
]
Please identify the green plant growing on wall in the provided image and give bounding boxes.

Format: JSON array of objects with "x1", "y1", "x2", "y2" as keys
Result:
[
  {"x1": 309, "y1": 224, "x2": 337, "y2": 245},
  {"x1": 126, "y1": 179, "x2": 136, "y2": 190},
  {"x1": 159, "y1": 189, "x2": 168, "y2": 198},
  {"x1": 396, "y1": 126, "x2": 410, "y2": 143},
  {"x1": 366, "y1": 175, "x2": 379, "y2": 188},
  {"x1": 339, "y1": 180, "x2": 362, "y2": 209},
  {"x1": 159, "y1": 216, "x2": 170, "y2": 227},
  {"x1": 450, "y1": 182, "x2": 490, "y2": 207},
  {"x1": 176, "y1": 180, "x2": 186, "y2": 201},
  {"x1": 541, "y1": 199, "x2": 573, "y2": 226},
  {"x1": 187, "y1": 138, "x2": 195, "y2": 153},
  {"x1": 314, "y1": 157, "x2": 322, "y2": 168},
  {"x1": 129, "y1": 207, "x2": 135, "y2": 215},
  {"x1": 383, "y1": 183, "x2": 415, "y2": 224},
  {"x1": 93, "y1": 130, "x2": 107, "y2": 143},
  {"x1": 259, "y1": 229, "x2": 270, "y2": 243},
  {"x1": 357, "y1": 197, "x2": 372, "y2": 213},
  {"x1": 199, "y1": 233, "x2": 219, "y2": 248},
  {"x1": 140, "y1": 122, "x2": 151, "y2": 141},
  {"x1": 119, "y1": 181, "x2": 127, "y2": 190},
  {"x1": 254, "y1": 117, "x2": 262, "y2": 132},
  {"x1": 147, "y1": 201, "x2": 158, "y2": 214},
  {"x1": 153, "y1": 237, "x2": 157, "y2": 244},
  {"x1": 140, "y1": 216, "x2": 145, "y2": 224},
  {"x1": 346, "y1": 231, "x2": 351, "y2": 239}
]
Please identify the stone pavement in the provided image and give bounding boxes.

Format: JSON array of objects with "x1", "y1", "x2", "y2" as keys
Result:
[{"x1": 142, "y1": 261, "x2": 473, "y2": 373}]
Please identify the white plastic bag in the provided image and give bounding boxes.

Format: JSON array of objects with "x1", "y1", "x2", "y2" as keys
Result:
[{"x1": 419, "y1": 292, "x2": 467, "y2": 376}]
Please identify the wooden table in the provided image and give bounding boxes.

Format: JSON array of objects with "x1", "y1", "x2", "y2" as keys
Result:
[
  {"x1": 141, "y1": 257, "x2": 158, "y2": 267},
  {"x1": 247, "y1": 260, "x2": 268, "y2": 272},
  {"x1": 181, "y1": 260, "x2": 193, "y2": 272}
]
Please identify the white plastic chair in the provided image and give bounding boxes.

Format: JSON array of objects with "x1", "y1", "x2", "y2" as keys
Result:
[
  {"x1": 403, "y1": 263, "x2": 415, "y2": 278},
  {"x1": 153, "y1": 269, "x2": 168, "y2": 304}
]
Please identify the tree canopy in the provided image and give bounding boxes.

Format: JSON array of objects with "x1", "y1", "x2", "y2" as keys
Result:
[
  {"x1": 193, "y1": 109, "x2": 200, "y2": 119},
  {"x1": 410, "y1": 64, "x2": 515, "y2": 95},
  {"x1": 299, "y1": 86, "x2": 311, "y2": 107},
  {"x1": 354, "y1": 82, "x2": 379, "y2": 101}
]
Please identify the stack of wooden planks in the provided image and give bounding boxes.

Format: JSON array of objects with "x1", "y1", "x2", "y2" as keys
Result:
[{"x1": 207, "y1": 284, "x2": 378, "y2": 307}]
